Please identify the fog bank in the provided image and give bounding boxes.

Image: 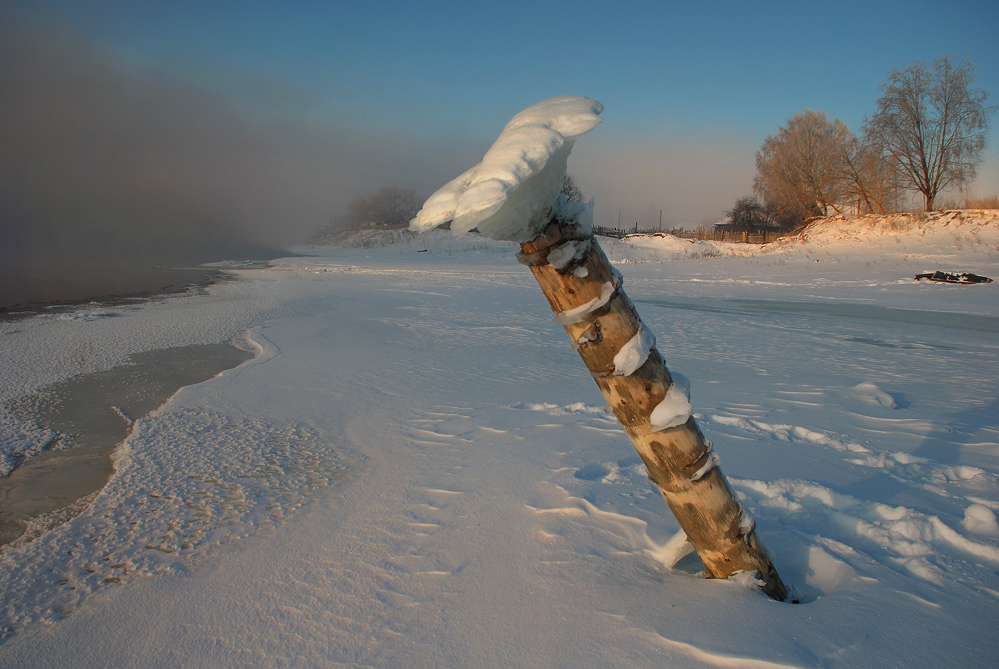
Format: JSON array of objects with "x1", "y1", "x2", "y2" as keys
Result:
[
  {"x1": 1, "y1": 17, "x2": 769, "y2": 308},
  {"x1": 570, "y1": 131, "x2": 759, "y2": 230},
  {"x1": 0, "y1": 20, "x2": 477, "y2": 308}
]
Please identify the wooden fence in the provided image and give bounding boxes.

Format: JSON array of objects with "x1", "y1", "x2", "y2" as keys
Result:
[{"x1": 593, "y1": 225, "x2": 796, "y2": 245}]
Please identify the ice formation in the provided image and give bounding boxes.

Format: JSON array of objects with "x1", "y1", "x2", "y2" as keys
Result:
[{"x1": 409, "y1": 95, "x2": 603, "y2": 242}]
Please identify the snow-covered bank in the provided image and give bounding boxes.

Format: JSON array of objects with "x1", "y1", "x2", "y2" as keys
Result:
[
  {"x1": 0, "y1": 273, "x2": 290, "y2": 476},
  {"x1": 1, "y1": 212, "x2": 997, "y2": 666},
  {"x1": 0, "y1": 343, "x2": 254, "y2": 548}
]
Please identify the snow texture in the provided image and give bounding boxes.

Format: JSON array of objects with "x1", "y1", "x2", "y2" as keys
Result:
[
  {"x1": 612, "y1": 322, "x2": 656, "y2": 376},
  {"x1": 409, "y1": 95, "x2": 603, "y2": 242},
  {"x1": 550, "y1": 194, "x2": 595, "y2": 237},
  {"x1": 964, "y1": 503, "x2": 999, "y2": 536},
  {"x1": 851, "y1": 381, "x2": 898, "y2": 408},
  {"x1": 655, "y1": 529, "x2": 695, "y2": 568},
  {"x1": 2, "y1": 211, "x2": 999, "y2": 667}
]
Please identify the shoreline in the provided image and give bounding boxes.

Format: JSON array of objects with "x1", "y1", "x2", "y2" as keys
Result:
[
  {"x1": 0, "y1": 266, "x2": 226, "y2": 321},
  {"x1": 0, "y1": 256, "x2": 282, "y2": 319},
  {"x1": 0, "y1": 257, "x2": 280, "y2": 549},
  {"x1": 0, "y1": 343, "x2": 255, "y2": 549}
]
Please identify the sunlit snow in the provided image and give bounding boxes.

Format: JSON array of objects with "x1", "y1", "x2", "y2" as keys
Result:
[{"x1": 1, "y1": 210, "x2": 998, "y2": 666}]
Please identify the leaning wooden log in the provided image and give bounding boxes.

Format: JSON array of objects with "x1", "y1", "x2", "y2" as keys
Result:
[
  {"x1": 519, "y1": 215, "x2": 788, "y2": 602},
  {"x1": 409, "y1": 95, "x2": 787, "y2": 601}
]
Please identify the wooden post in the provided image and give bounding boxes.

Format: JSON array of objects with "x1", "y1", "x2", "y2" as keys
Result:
[{"x1": 519, "y1": 217, "x2": 788, "y2": 602}]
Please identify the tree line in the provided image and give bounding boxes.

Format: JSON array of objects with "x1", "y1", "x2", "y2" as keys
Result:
[{"x1": 727, "y1": 55, "x2": 994, "y2": 232}]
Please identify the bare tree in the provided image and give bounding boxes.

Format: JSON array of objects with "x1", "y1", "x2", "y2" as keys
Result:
[
  {"x1": 754, "y1": 110, "x2": 852, "y2": 217},
  {"x1": 724, "y1": 196, "x2": 770, "y2": 231},
  {"x1": 561, "y1": 173, "x2": 584, "y2": 202},
  {"x1": 866, "y1": 56, "x2": 993, "y2": 211},
  {"x1": 838, "y1": 133, "x2": 900, "y2": 215},
  {"x1": 346, "y1": 186, "x2": 421, "y2": 229}
]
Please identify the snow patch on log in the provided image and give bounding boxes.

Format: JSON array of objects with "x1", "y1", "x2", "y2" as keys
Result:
[
  {"x1": 612, "y1": 323, "x2": 655, "y2": 376},
  {"x1": 650, "y1": 382, "x2": 692, "y2": 431},
  {"x1": 738, "y1": 503, "x2": 757, "y2": 537},
  {"x1": 547, "y1": 237, "x2": 592, "y2": 271},
  {"x1": 550, "y1": 195, "x2": 595, "y2": 237},
  {"x1": 731, "y1": 569, "x2": 767, "y2": 591},
  {"x1": 554, "y1": 280, "x2": 616, "y2": 325},
  {"x1": 690, "y1": 450, "x2": 721, "y2": 482},
  {"x1": 574, "y1": 324, "x2": 600, "y2": 348}
]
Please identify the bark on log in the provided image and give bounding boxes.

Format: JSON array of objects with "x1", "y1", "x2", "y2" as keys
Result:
[{"x1": 520, "y1": 217, "x2": 788, "y2": 602}]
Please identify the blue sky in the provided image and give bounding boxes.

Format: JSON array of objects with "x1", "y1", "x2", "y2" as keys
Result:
[{"x1": 6, "y1": 0, "x2": 999, "y2": 234}]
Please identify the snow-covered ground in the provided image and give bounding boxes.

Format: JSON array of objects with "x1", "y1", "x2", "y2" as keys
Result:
[{"x1": 1, "y1": 212, "x2": 998, "y2": 666}]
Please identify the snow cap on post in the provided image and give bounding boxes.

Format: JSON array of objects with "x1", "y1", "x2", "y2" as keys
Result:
[{"x1": 409, "y1": 95, "x2": 603, "y2": 242}]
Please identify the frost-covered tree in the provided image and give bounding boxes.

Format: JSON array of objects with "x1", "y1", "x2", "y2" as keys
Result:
[
  {"x1": 754, "y1": 110, "x2": 852, "y2": 217},
  {"x1": 346, "y1": 186, "x2": 421, "y2": 229},
  {"x1": 866, "y1": 56, "x2": 993, "y2": 211}
]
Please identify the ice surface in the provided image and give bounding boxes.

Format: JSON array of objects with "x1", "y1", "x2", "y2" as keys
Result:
[
  {"x1": 410, "y1": 95, "x2": 603, "y2": 241},
  {"x1": 2, "y1": 212, "x2": 999, "y2": 666},
  {"x1": 0, "y1": 344, "x2": 253, "y2": 547}
]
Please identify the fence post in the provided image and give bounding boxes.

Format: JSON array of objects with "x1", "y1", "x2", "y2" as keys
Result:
[{"x1": 519, "y1": 217, "x2": 789, "y2": 602}]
